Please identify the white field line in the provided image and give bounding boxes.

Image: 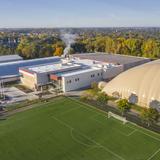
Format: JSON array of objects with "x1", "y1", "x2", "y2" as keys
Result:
[
  {"x1": 68, "y1": 97, "x2": 160, "y2": 143},
  {"x1": 51, "y1": 115, "x2": 125, "y2": 160},
  {"x1": 91, "y1": 116, "x2": 136, "y2": 137},
  {"x1": 127, "y1": 124, "x2": 160, "y2": 142},
  {"x1": 147, "y1": 148, "x2": 160, "y2": 160},
  {"x1": 127, "y1": 129, "x2": 137, "y2": 136},
  {"x1": 95, "y1": 118, "x2": 128, "y2": 136},
  {"x1": 129, "y1": 121, "x2": 160, "y2": 142},
  {"x1": 67, "y1": 97, "x2": 108, "y2": 116},
  {"x1": 109, "y1": 118, "x2": 137, "y2": 137},
  {"x1": 70, "y1": 128, "x2": 99, "y2": 148},
  {"x1": 90, "y1": 113, "x2": 137, "y2": 137},
  {"x1": 84, "y1": 103, "x2": 160, "y2": 160},
  {"x1": 66, "y1": 97, "x2": 160, "y2": 159}
]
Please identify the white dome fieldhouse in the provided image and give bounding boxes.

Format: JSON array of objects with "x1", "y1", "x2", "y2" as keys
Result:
[
  {"x1": 98, "y1": 81, "x2": 108, "y2": 90},
  {"x1": 102, "y1": 59, "x2": 160, "y2": 110}
]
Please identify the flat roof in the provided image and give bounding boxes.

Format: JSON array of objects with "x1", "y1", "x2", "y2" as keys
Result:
[
  {"x1": 0, "y1": 55, "x2": 23, "y2": 63},
  {"x1": 72, "y1": 53, "x2": 150, "y2": 65},
  {"x1": 25, "y1": 62, "x2": 82, "y2": 74},
  {"x1": 0, "y1": 56, "x2": 60, "y2": 77},
  {"x1": 61, "y1": 67, "x2": 102, "y2": 77}
]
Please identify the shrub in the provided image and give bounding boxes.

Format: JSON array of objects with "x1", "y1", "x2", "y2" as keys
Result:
[{"x1": 91, "y1": 82, "x2": 99, "y2": 92}]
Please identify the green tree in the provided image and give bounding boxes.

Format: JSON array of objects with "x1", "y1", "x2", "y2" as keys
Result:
[
  {"x1": 94, "y1": 36, "x2": 106, "y2": 52},
  {"x1": 125, "y1": 38, "x2": 142, "y2": 56},
  {"x1": 140, "y1": 108, "x2": 159, "y2": 126},
  {"x1": 117, "y1": 99, "x2": 131, "y2": 116},
  {"x1": 142, "y1": 39, "x2": 160, "y2": 58},
  {"x1": 97, "y1": 92, "x2": 109, "y2": 105},
  {"x1": 91, "y1": 82, "x2": 99, "y2": 92},
  {"x1": 105, "y1": 37, "x2": 116, "y2": 53}
]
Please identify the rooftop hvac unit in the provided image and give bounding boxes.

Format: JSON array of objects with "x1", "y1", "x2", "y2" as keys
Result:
[
  {"x1": 58, "y1": 63, "x2": 63, "y2": 68},
  {"x1": 61, "y1": 58, "x2": 72, "y2": 64},
  {"x1": 97, "y1": 64, "x2": 104, "y2": 68},
  {"x1": 67, "y1": 62, "x2": 73, "y2": 65}
]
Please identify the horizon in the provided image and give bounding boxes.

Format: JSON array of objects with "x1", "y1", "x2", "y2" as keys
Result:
[
  {"x1": 1, "y1": 0, "x2": 160, "y2": 28},
  {"x1": 1, "y1": 26, "x2": 160, "y2": 29}
]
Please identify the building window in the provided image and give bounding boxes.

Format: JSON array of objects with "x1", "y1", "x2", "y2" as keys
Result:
[
  {"x1": 98, "y1": 73, "x2": 100, "y2": 76},
  {"x1": 75, "y1": 78, "x2": 79, "y2": 82},
  {"x1": 67, "y1": 80, "x2": 72, "y2": 84},
  {"x1": 91, "y1": 74, "x2": 95, "y2": 78}
]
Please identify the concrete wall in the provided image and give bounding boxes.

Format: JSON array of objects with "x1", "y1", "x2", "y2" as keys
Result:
[
  {"x1": 62, "y1": 69, "x2": 102, "y2": 92},
  {"x1": 102, "y1": 65, "x2": 123, "y2": 80}
]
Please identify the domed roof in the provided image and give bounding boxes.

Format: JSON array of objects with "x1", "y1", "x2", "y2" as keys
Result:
[
  {"x1": 98, "y1": 81, "x2": 107, "y2": 90},
  {"x1": 102, "y1": 60, "x2": 160, "y2": 110}
]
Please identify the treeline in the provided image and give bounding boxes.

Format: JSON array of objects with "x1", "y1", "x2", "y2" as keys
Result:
[
  {"x1": 16, "y1": 35, "x2": 65, "y2": 59},
  {"x1": 1, "y1": 29, "x2": 160, "y2": 59},
  {"x1": 0, "y1": 32, "x2": 19, "y2": 55},
  {"x1": 0, "y1": 33, "x2": 65, "y2": 59},
  {"x1": 72, "y1": 35, "x2": 160, "y2": 58}
]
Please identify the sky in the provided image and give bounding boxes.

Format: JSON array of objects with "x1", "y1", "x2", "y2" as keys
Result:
[{"x1": 0, "y1": 0, "x2": 160, "y2": 28}]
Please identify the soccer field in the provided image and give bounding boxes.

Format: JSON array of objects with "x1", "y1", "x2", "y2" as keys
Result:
[{"x1": 0, "y1": 97, "x2": 160, "y2": 160}]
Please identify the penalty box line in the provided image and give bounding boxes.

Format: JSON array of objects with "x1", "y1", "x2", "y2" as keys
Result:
[
  {"x1": 51, "y1": 115, "x2": 125, "y2": 160},
  {"x1": 147, "y1": 148, "x2": 160, "y2": 160},
  {"x1": 67, "y1": 97, "x2": 160, "y2": 143},
  {"x1": 91, "y1": 114, "x2": 137, "y2": 137}
]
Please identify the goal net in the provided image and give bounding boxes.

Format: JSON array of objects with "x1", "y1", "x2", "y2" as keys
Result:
[{"x1": 108, "y1": 112, "x2": 128, "y2": 124}]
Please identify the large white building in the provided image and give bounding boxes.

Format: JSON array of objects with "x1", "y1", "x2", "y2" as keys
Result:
[
  {"x1": 19, "y1": 58, "x2": 123, "y2": 92},
  {"x1": 102, "y1": 59, "x2": 160, "y2": 110}
]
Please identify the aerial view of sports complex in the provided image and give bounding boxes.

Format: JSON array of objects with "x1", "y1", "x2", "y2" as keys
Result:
[
  {"x1": 0, "y1": 51, "x2": 160, "y2": 160},
  {"x1": 1, "y1": 0, "x2": 160, "y2": 160}
]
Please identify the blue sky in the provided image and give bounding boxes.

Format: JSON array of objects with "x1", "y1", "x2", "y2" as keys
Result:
[{"x1": 0, "y1": 0, "x2": 160, "y2": 28}]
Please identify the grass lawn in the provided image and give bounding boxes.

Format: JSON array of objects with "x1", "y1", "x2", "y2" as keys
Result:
[{"x1": 0, "y1": 96, "x2": 160, "y2": 160}]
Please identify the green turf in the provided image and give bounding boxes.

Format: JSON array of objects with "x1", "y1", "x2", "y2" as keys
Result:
[{"x1": 0, "y1": 97, "x2": 160, "y2": 160}]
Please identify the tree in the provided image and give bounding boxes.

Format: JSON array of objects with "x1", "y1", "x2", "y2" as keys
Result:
[
  {"x1": 97, "y1": 92, "x2": 109, "y2": 105},
  {"x1": 91, "y1": 82, "x2": 99, "y2": 92},
  {"x1": 94, "y1": 36, "x2": 106, "y2": 52},
  {"x1": 140, "y1": 108, "x2": 159, "y2": 126},
  {"x1": 54, "y1": 47, "x2": 63, "y2": 56},
  {"x1": 142, "y1": 39, "x2": 160, "y2": 58},
  {"x1": 125, "y1": 38, "x2": 142, "y2": 56},
  {"x1": 16, "y1": 35, "x2": 64, "y2": 59},
  {"x1": 71, "y1": 42, "x2": 86, "y2": 53},
  {"x1": 53, "y1": 42, "x2": 65, "y2": 57},
  {"x1": 105, "y1": 37, "x2": 116, "y2": 53},
  {"x1": 117, "y1": 99, "x2": 131, "y2": 116},
  {"x1": 67, "y1": 48, "x2": 75, "y2": 55}
]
